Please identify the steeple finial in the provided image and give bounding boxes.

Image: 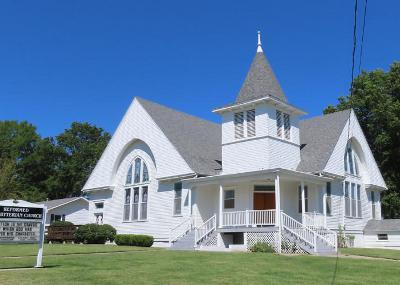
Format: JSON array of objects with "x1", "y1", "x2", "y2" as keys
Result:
[{"x1": 257, "y1": 31, "x2": 263, "y2": 53}]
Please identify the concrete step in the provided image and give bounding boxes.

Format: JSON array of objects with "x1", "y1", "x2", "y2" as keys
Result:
[{"x1": 169, "y1": 230, "x2": 195, "y2": 251}]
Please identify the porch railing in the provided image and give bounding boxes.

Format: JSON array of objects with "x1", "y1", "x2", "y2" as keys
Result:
[
  {"x1": 303, "y1": 212, "x2": 325, "y2": 228},
  {"x1": 194, "y1": 214, "x2": 216, "y2": 246},
  {"x1": 221, "y1": 210, "x2": 276, "y2": 227},
  {"x1": 169, "y1": 217, "x2": 192, "y2": 244}
]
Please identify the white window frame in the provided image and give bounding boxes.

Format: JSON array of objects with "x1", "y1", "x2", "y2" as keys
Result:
[
  {"x1": 371, "y1": 191, "x2": 377, "y2": 219},
  {"x1": 298, "y1": 185, "x2": 308, "y2": 213},
  {"x1": 173, "y1": 182, "x2": 182, "y2": 216},
  {"x1": 234, "y1": 109, "x2": 256, "y2": 140},
  {"x1": 326, "y1": 182, "x2": 332, "y2": 216},
  {"x1": 123, "y1": 157, "x2": 150, "y2": 222},
  {"x1": 224, "y1": 190, "x2": 235, "y2": 209},
  {"x1": 276, "y1": 110, "x2": 291, "y2": 141}
]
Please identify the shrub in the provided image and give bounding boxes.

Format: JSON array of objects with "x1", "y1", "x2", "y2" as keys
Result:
[
  {"x1": 51, "y1": 221, "x2": 74, "y2": 227},
  {"x1": 250, "y1": 242, "x2": 275, "y2": 253},
  {"x1": 115, "y1": 234, "x2": 154, "y2": 247},
  {"x1": 101, "y1": 224, "x2": 117, "y2": 242},
  {"x1": 74, "y1": 224, "x2": 116, "y2": 244}
]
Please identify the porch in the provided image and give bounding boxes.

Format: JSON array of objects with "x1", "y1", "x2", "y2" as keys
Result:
[
  {"x1": 176, "y1": 169, "x2": 337, "y2": 254},
  {"x1": 189, "y1": 169, "x2": 331, "y2": 230}
]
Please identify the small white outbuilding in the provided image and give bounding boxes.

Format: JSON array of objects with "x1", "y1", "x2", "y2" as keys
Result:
[
  {"x1": 363, "y1": 219, "x2": 400, "y2": 248},
  {"x1": 38, "y1": 197, "x2": 89, "y2": 226}
]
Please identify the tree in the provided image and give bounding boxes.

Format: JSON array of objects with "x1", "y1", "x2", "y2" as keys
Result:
[
  {"x1": 0, "y1": 121, "x2": 49, "y2": 201},
  {"x1": 0, "y1": 120, "x2": 110, "y2": 201},
  {"x1": 325, "y1": 62, "x2": 400, "y2": 217},
  {"x1": 50, "y1": 122, "x2": 111, "y2": 198}
]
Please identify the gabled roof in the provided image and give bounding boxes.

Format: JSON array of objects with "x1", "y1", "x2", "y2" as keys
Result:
[
  {"x1": 297, "y1": 109, "x2": 351, "y2": 173},
  {"x1": 137, "y1": 97, "x2": 222, "y2": 175},
  {"x1": 235, "y1": 51, "x2": 287, "y2": 104},
  {"x1": 364, "y1": 219, "x2": 400, "y2": 233},
  {"x1": 38, "y1": 197, "x2": 88, "y2": 210}
]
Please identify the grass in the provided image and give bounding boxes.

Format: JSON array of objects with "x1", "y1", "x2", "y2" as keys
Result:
[
  {"x1": 0, "y1": 245, "x2": 399, "y2": 285},
  {"x1": 341, "y1": 247, "x2": 400, "y2": 260},
  {"x1": 0, "y1": 243, "x2": 156, "y2": 258}
]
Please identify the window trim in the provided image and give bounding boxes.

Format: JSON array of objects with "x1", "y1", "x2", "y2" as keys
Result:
[
  {"x1": 377, "y1": 233, "x2": 388, "y2": 241},
  {"x1": 224, "y1": 190, "x2": 235, "y2": 209},
  {"x1": 173, "y1": 182, "x2": 183, "y2": 216},
  {"x1": 123, "y1": 156, "x2": 150, "y2": 223},
  {"x1": 298, "y1": 185, "x2": 308, "y2": 213},
  {"x1": 326, "y1": 182, "x2": 332, "y2": 216},
  {"x1": 234, "y1": 109, "x2": 256, "y2": 140}
]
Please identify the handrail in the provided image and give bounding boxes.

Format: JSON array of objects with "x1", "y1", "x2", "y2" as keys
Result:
[
  {"x1": 194, "y1": 214, "x2": 216, "y2": 246},
  {"x1": 313, "y1": 227, "x2": 338, "y2": 251},
  {"x1": 169, "y1": 217, "x2": 192, "y2": 244},
  {"x1": 303, "y1": 212, "x2": 325, "y2": 228},
  {"x1": 281, "y1": 212, "x2": 316, "y2": 249}
]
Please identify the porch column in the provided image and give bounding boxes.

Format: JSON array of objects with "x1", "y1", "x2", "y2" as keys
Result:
[
  {"x1": 301, "y1": 181, "x2": 305, "y2": 224},
  {"x1": 219, "y1": 185, "x2": 223, "y2": 228},
  {"x1": 274, "y1": 175, "x2": 281, "y2": 226},
  {"x1": 322, "y1": 184, "x2": 327, "y2": 228},
  {"x1": 275, "y1": 175, "x2": 282, "y2": 254}
]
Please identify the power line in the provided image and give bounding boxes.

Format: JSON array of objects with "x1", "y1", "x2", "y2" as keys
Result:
[
  {"x1": 358, "y1": 0, "x2": 368, "y2": 74},
  {"x1": 350, "y1": 0, "x2": 358, "y2": 97}
]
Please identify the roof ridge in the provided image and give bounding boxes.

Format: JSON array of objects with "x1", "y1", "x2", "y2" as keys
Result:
[
  {"x1": 300, "y1": 109, "x2": 352, "y2": 123},
  {"x1": 136, "y1": 97, "x2": 220, "y2": 127}
]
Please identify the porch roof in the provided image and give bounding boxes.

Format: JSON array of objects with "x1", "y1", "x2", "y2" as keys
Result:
[{"x1": 183, "y1": 168, "x2": 332, "y2": 186}]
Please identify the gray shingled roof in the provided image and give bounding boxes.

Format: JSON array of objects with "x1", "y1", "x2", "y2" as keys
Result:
[
  {"x1": 297, "y1": 109, "x2": 351, "y2": 173},
  {"x1": 38, "y1": 197, "x2": 87, "y2": 210},
  {"x1": 235, "y1": 51, "x2": 287, "y2": 104},
  {"x1": 364, "y1": 219, "x2": 400, "y2": 233},
  {"x1": 138, "y1": 97, "x2": 222, "y2": 175}
]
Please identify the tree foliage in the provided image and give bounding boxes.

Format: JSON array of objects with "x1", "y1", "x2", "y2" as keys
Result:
[
  {"x1": 0, "y1": 121, "x2": 110, "y2": 201},
  {"x1": 324, "y1": 62, "x2": 400, "y2": 218}
]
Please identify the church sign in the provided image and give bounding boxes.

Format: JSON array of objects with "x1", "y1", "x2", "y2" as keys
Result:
[{"x1": 0, "y1": 200, "x2": 47, "y2": 267}]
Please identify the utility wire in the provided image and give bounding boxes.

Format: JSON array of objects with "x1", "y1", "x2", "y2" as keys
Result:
[
  {"x1": 350, "y1": 0, "x2": 358, "y2": 97},
  {"x1": 358, "y1": 0, "x2": 368, "y2": 74},
  {"x1": 332, "y1": 2, "x2": 360, "y2": 284}
]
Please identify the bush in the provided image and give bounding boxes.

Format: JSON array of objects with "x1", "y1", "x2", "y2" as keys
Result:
[
  {"x1": 115, "y1": 234, "x2": 154, "y2": 247},
  {"x1": 250, "y1": 242, "x2": 275, "y2": 253},
  {"x1": 101, "y1": 224, "x2": 117, "y2": 242},
  {"x1": 74, "y1": 224, "x2": 116, "y2": 244},
  {"x1": 51, "y1": 221, "x2": 74, "y2": 227}
]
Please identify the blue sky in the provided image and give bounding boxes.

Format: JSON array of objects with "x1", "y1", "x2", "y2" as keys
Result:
[{"x1": 0, "y1": 1, "x2": 398, "y2": 137}]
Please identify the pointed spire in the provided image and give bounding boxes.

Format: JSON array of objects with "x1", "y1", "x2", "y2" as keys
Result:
[
  {"x1": 257, "y1": 31, "x2": 263, "y2": 53},
  {"x1": 234, "y1": 32, "x2": 287, "y2": 103}
]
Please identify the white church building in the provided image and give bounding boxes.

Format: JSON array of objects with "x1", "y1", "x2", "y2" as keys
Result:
[{"x1": 81, "y1": 33, "x2": 387, "y2": 254}]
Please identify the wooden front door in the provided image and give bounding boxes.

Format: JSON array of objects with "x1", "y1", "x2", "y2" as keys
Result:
[{"x1": 253, "y1": 192, "x2": 276, "y2": 210}]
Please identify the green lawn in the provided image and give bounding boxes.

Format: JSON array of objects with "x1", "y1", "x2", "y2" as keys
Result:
[
  {"x1": 0, "y1": 245, "x2": 399, "y2": 285},
  {"x1": 0, "y1": 243, "x2": 156, "y2": 257},
  {"x1": 341, "y1": 247, "x2": 400, "y2": 260}
]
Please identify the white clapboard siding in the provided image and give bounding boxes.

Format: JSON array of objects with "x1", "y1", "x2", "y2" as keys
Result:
[
  {"x1": 324, "y1": 111, "x2": 386, "y2": 188},
  {"x1": 326, "y1": 180, "x2": 382, "y2": 232},
  {"x1": 46, "y1": 200, "x2": 89, "y2": 226},
  {"x1": 364, "y1": 232, "x2": 400, "y2": 248},
  {"x1": 221, "y1": 103, "x2": 300, "y2": 174},
  {"x1": 89, "y1": 140, "x2": 191, "y2": 242},
  {"x1": 83, "y1": 98, "x2": 193, "y2": 191}
]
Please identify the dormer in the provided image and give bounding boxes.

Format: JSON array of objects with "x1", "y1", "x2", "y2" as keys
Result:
[{"x1": 214, "y1": 32, "x2": 306, "y2": 174}]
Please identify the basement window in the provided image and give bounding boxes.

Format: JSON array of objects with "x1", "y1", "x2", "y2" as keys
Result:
[{"x1": 377, "y1": 234, "x2": 388, "y2": 241}]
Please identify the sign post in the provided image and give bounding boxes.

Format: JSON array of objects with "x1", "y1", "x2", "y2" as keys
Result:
[{"x1": 0, "y1": 200, "x2": 47, "y2": 268}]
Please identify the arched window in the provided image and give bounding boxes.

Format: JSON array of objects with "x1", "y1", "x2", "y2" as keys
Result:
[
  {"x1": 343, "y1": 143, "x2": 363, "y2": 219},
  {"x1": 123, "y1": 157, "x2": 150, "y2": 222},
  {"x1": 344, "y1": 144, "x2": 360, "y2": 176}
]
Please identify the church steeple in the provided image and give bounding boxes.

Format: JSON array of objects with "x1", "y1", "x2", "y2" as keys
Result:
[
  {"x1": 257, "y1": 31, "x2": 263, "y2": 53},
  {"x1": 234, "y1": 31, "x2": 287, "y2": 104}
]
